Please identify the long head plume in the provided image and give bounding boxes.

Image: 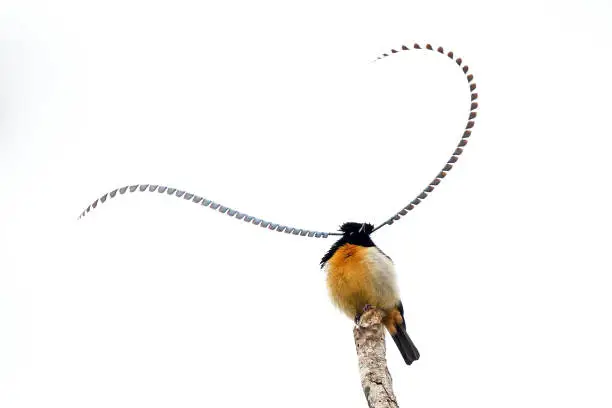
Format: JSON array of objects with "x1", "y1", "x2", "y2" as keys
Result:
[
  {"x1": 78, "y1": 43, "x2": 478, "y2": 238},
  {"x1": 370, "y1": 43, "x2": 478, "y2": 232},
  {"x1": 77, "y1": 184, "x2": 338, "y2": 238}
]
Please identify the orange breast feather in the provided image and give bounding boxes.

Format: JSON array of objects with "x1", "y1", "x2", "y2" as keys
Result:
[{"x1": 326, "y1": 244, "x2": 375, "y2": 318}]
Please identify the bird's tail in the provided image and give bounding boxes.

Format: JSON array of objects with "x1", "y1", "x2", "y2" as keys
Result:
[{"x1": 391, "y1": 324, "x2": 420, "y2": 365}]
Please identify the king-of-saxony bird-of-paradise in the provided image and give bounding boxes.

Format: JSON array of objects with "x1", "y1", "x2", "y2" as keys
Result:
[{"x1": 321, "y1": 222, "x2": 420, "y2": 365}]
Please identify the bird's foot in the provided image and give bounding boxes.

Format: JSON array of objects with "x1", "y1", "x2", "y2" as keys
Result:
[{"x1": 354, "y1": 304, "x2": 374, "y2": 324}]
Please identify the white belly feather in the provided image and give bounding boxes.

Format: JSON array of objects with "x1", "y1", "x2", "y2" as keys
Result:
[{"x1": 363, "y1": 247, "x2": 401, "y2": 309}]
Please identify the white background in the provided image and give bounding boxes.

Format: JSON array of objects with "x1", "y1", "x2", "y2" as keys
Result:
[{"x1": 1, "y1": 1, "x2": 611, "y2": 407}]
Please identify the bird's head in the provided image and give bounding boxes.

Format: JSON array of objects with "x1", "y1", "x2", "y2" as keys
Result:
[
  {"x1": 320, "y1": 222, "x2": 375, "y2": 268},
  {"x1": 339, "y1": 222, "x2": 374, "y2": 239}
]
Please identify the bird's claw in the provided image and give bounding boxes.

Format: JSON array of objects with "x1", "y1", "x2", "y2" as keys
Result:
[{"x1": 354, "y1": 304, "x2": 374, "y2": 324}]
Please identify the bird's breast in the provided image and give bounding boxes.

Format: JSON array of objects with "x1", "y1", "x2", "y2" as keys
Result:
[{"x1": 325, "y1": 244, "x2": 400, "y2": 318}]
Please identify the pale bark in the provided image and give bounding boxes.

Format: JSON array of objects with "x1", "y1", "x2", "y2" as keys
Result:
[{"x1": 353, "y1": 308, "x2": 399, "y2": 408}]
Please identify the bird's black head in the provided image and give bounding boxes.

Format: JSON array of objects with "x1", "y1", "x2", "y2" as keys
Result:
[
  {"x1": 320, "y1": 222, "x2": 375, "y2": 268},
  {"x1": 339, "y1": 222, "x2": 374, "y2": 236}
]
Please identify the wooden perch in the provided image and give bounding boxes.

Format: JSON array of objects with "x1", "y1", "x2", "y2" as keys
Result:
[{"x1": 354, "y1": 308, "x2": 399, "y2": 408}]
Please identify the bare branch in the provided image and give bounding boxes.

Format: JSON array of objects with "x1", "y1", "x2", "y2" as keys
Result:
[{"x1": 354, "y1": 308, "x2": 399, "y2": 408}]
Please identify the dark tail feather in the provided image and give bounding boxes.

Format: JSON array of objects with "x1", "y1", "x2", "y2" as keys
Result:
[{"x1": 391, "y1": 325, "x2": 420, "y2": 365}]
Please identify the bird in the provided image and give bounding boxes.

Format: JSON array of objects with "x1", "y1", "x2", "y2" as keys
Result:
[{"x1": 321, "y1": 222, "x2": 420, "y2": 365}]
